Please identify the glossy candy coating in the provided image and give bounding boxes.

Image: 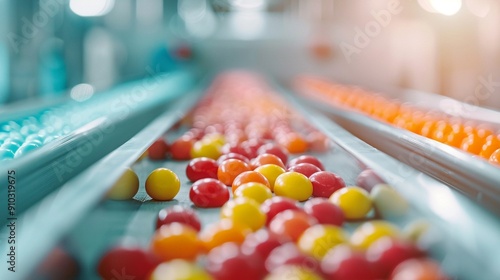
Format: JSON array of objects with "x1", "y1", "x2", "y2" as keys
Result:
[
  {"x1": 107, "y1": 168, "x2": 139, "y2": 200},
  {"x1": 145, "y1": 168, "x2": 180, "y2": 201},
  {"x1": 234, "y1": 182, "x2": 273, "y2": 204},
  {"x1": 254, "y1": 164, "x2": 286, "y2": 191},
  {"x1": 330, "y1": 186, "x2": 372, "y2": 220},
  {"x1": 269, "y1": 210, "x2": 317, "y2": 242},
  {"x1": 156, "y1": 205, "x2": 201, "y2": 232},
  {"x1": 231, "y1": 170, "x2": 270, "y2": 194},
  {"x1": 217, "y1": 159, "x2": 251, "y2": 185},
  {"x1": 186, "y1": 157, "x2": 219, "y2": 182},
  {"x1": 274, "y1": 172, "x2": 313, "y2": 201},
  {"x1": 150, "y1": 223, "x2": 200, "y2": 261},
  {"x1": 189, "y1": 178, "x2": 230, "y2": 208},
  {"x1": 221, "y1": 197, "x2": 266, "y2": 231},
  {"x1": 309, "y1": 171, "x2": 346, "y2": 198},
  {"x1": 297, "y1": 224, "x2": 348, "y2": 259}
]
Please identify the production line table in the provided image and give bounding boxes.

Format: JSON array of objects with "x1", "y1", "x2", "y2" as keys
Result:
[{"x1": 1, "y1": 73, "x2": 500, "y2": 280}]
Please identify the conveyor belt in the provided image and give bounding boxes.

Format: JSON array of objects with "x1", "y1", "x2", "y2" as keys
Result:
[{"x1": 3, "y1": 75, "x2": 500, "y2": 280}]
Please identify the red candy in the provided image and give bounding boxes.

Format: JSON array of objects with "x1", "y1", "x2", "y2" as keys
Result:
[
  {"x1": 241, "y1": 139, "x2": 266, "y2": 158},
  {"x1": 287, "y1": 163, "x2": 321, "y2": 177},
  {"x1": 186, "y1": 157, "x2": 219, "y2": 182},
  {"x1": 170, "y1": 136, "x2": 194, "y2": 160},
  {"x1": 367, "y1": 237, "x2": 425, "y2": 278},
  {"x1": 260, "y1": 197, "x2": 302, "y2": 226},
  {"x1": 156, "y1": 205, "x2": 201, "y2": 232},
  {"x1": 241, "y1": 229, "x2": 290, "y2": 261},
  {"x1": 304, "y1": 198, "x2": 344, "y2": 226},
  {"x1": 257, "y1": 143, "x2": 289, "y2": 165},
  {"x1": 206, "y1": 242, "x2": 266, "y2": 280},
  {"x1": 309, "y1": 171, "x2": 346, "y2": 198},
  {"x1": 221, "y1": 143, "x2": 251, "y2": 158},
  {"x1": 288, "y1": 155, "x2": 325, "y2": 170},
  {"x1": 265, "y1": 243, "x2": 320, "y2": 274},
  {"x1": 217, "y1": 153, "x2": 250, "y2": 165},
  {"x1": 356, "y1": 169, "x2": 385, "y2": 192},
  {"x1": 321, "y1": 245, "x2": 376, "y2": 280},
  {"x1": 147, "y1": 138, "x2": 170, "y2": 160},
  {"x1": 189, "y1": 178, "x2": 230, "y2": 208},
  {"x1": 97, "y1": 243, "x2": 160, "y2": 280}
]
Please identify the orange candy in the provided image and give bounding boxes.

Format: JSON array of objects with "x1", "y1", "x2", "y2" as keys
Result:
[
  {"x1": 279, "y1": 133, "x2": 308, "y2": 154},
  {"x1": 489, "y1": 148, "x2": 500, "y2": 166},
  {"x1": 480, "y1": 135, "x2": 500, "y2": 159},
  {"x1": 232, "y1": 171, "x2": 270, "y2": 194},
  {"x1": 151, "y1": 223, "x2": 200, "y2": 261},
  {"x1": 218, "y1": 159, "x2": 251, "y2": 186},
  {"x1": 199, "y1": 220, "x2": 251, "y2": 252}
]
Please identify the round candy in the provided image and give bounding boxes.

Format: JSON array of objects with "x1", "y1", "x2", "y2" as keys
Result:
[
  {"x1": 366, "y1": 237, "x2": 425, "y2": 278},
  {"x1": 269, "y1": 210, "x2": 317, "y2": 242},
  {"x1": 200, "y1": 219, "x2": 250, "y2": 252},
  {"x1": 186, "y1": 157, "x2": 219, "y2": 182},
  {"x1": 107, "y1": 168, "x2": 139, "y2": 200},
  {"x1": 97, "y1": 243, "x2": 160, "y2": 280},
  {"x1": 370, "y1": 184, "x2": 409, "y2": 218},
  {"x1": 217, "y1": 159, "x2": 251, "y2": 185},
  {"x1": 257, "y1": 143, "x2": 289, "y2": 165},
  {"x1": 351, "y1": 221, "x2": 401, "y2": 250},
  {"x1": 217, "y1": 152, "x2": 250, "y2": 165},
  {"x1": 145, "y1": 168, "x2": 180, "y2": 201},
  {"x1": 309, "y1": 171, "x2": 346, "y2": 198},
  {"x1": 265, "y1": 243, "x2": 320, "y2": 274},
  {"x1": 241, "y1": 229, "x2": 290, "y2": 260},
  {"x1": 189, "y1": 178, "x2": 230, "y2": 208},
  {"x1": 150, "y1": 223, "x2": 200, "y2": 261},
  {"x1": 234, "y1": 182, "x2": 273, "y2": 204},
  {"x1": 232, "y1": 170, "x2": 270, "y2": 194},
  {"x1": 356, "y1": 169, "x2": 385, "y2": 192},
  {"x1": 279, "y1": 132, "x2": 308, "y2": 154},
  {"x1": 287, "y1": 163, "x2": 321, "y2": 177},
  {"x1": 321, "y1": 245, "x2": 376, "y2": 280},
  {"x1": 170, "y1": 136, "x2": 194, "y2": 160},
  {"x1": 221, "y1": 197, "x2": 266, "y2": 231},
  {"x1": 156, "y1": 205, "x2": 201, "y2": 232},
  {"x1": 329, "y1": 186, "x2": 372, "y2": 220},
  {"x1": 206, "y1": 242, "x2": 265, "y2": 280},
  {"x1": 250, "y1": 153, "x2": 285, "y2": 169},
  {"x1": 147, "y1": 138, "x2": 169, "y2": 160},
  {"x1": 221, "y1": 143, "x2": 251, "y2": 158},
  {"x1": 274, "y1": 172, "x2": 313, "y2": 202},
  {"x1": 303, "y1": 198, "x2": 344, "y2": 226},
  {"x1": 264, "y1": 265, "x2": 323, "y2": 280},
  {"x1": 391, "y1": 258, "x2": 448, "y2": 280},
  {"x1": 288, "y1": 155, "x2": 325, "y2": 170},
  {"x1": 297, "y1": 224, "x2": 348, "y2": 259},
  {"x1": 241, "y1": 139, "x2": 266, "y2": 158},
  {"x1": 191, "y1": 139, "x2": 222, "y2": 160},
  {"x1": 149, "y1": 259, "x2": 212, "y2": 280},
  {"x1": 261, "y1": 196, "x2": 302, "y2": 227},
  {"x1": 254, "y1": 164, "x2": 286, "y2": 191}
]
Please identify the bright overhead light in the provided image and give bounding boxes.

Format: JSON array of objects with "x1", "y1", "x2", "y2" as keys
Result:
[
  {"x1": 70, "y1": 0, "x2": 115, "y2": 17},
  {"x1": 429, "y1": 0, "x2": 462, "y2": 16}
]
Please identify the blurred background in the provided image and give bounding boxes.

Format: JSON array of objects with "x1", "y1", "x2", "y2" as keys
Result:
[{"x1": 1, "y1": 0, "x2": 500, "y2": 109}]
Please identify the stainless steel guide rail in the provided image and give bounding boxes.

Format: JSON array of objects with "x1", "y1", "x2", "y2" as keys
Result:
[
  {"x1": 0, "y1": 72, "x2": 195, "y2": 221},
  {"x1": 290, "y1": 92, "x2": 500, "y2": 216}
]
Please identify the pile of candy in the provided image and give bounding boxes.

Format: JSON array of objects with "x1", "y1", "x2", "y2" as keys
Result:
[
  {"x1": 294, "y1": 76, "x2": 500, "y2": 167},
  {"x1": 99, "y1": 72, "x2": 448, "y2": 280}
]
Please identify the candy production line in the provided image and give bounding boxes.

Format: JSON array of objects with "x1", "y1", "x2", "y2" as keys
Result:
[{"x1": 1, "y1": 1, "x2": 500, "y2": 280}]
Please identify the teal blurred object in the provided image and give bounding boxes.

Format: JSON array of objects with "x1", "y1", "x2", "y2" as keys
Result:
[
  {"x1": 39, "y1": 38, "x2": 67, "y2": 96},
  {"x1": 0, "y1": 42, "x2": 8, "y2": 104}
]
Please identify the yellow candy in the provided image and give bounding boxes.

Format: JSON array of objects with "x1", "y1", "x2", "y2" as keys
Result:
[
  {"x1": 351, "y1": 220, "x2": 401, "y2": 250},
  {"x1": 274, "y1": 172, "x2": 313, "y2": 201},
  {"x1": 145, "y1": 168, "x2": 180, "y2": 201},
  {"x1": 370, "y1": 184, "x2": 409, "y2": 218},
  {"x1": 221, "y1": 197, "x2": 266, "y2": 231},
  {"x1": 264, "y1": 265, "x2": 323, "y2": 280},
  {"x1": 107, "y1": 168, "x2": 139, "y2": 200},
  {"x1": 234, "y1": 182, "x2": 273, "y2": 204},
  {"x1": 254, "y1": 164, "x2": 286, "y2": 191},
  {"x1": 297, "y1": 224, "x2": 348, "y2": 259},
  {"x1": 330, "y1": 186, "x2": 372, "y2": 220},
  {"x1": 150, "y1": 259, "x2": 213, "y2": 280},
  {"x1": 191, "y1": 139, "x2": 223, "y2": 160}
]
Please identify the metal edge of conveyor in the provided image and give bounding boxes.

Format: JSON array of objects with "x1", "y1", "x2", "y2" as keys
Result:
[
  {"x1": 0, "y1": 72, "x2": 195, "y2": 221},
  {"x1": 297, "y1": 96, "x2": 500, "y2": 216},
  {"x1": 275, "y1": 82, "x2": 500, "y2": 279},
  {"x1": 0, "y1": 82, "x2": 206, "y2": 280}
]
